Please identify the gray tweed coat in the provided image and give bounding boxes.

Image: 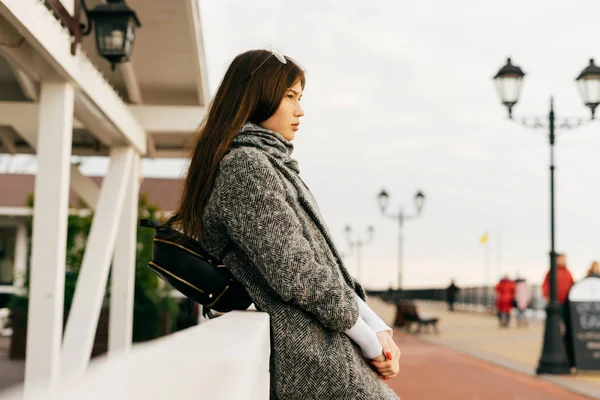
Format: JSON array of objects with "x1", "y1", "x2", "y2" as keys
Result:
[{"x1": 201, "y1": 123, "x2": 399, "y2": 400}]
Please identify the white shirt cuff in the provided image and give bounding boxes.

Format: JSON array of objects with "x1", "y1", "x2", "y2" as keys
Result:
[
  {"x1": 344, "y1": 316, "x2": 383, "y2": 359},
  {"x1": 353, "y1": 292, "x2": 392, "y2": 333}
]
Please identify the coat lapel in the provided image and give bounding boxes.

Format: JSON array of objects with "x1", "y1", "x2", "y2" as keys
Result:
[{"x1": 264, "y1": 154, "x2": 357, "y2": 290}]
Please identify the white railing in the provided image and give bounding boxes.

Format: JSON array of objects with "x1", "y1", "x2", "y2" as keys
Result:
[{"x1": 1, "y1": 311, "x2": 270, "y2": 400}]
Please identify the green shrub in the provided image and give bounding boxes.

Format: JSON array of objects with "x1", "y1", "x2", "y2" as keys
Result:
[{"x1": 8, "y1": 193, "x2": 179, "y2": 342}]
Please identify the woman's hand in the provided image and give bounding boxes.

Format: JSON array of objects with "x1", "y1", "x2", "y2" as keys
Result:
[{"x1": 370, "y1": 330, "x2": 400, "y2": 380}]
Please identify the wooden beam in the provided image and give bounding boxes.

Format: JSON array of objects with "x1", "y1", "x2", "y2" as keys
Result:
[
  {"x1": 0, "y1": 127, "x2": 17, "y2": 154},
  {"x1": 73, "y1": 95, "x2": 118, "y2": 147},
  {"x1": 118, "y1": 62, "x2": 142, "y2": 105},
  {"x1": 2, "y1": 145, "x2": 188, "y2": 159},
  {"x1": 69, "y1": 164, "x2": 101, "y2": 209},
  {"x1": 128, "y1": 104, "x2": 205, "y2": 132},
  {"x1": 13, "y1": 67, "x2": 39, "y2": 100},
  {"x1": 4, "y1": 55, "x2": 39, "y2": 101},
  {"x1": 61, "y1": 146, "x2": 136, "y2": 380},
  {"x1": 25, "y1": 82, "x2": 74, "y2": 387},
  {"x1": 0, "y1": 101, "x2": 205, "y2": 135},
  {"x1": 0, "y1": 101, "x2": 38, "y2": 149},
  {"x1": 109, "y1": 152, "x2": 140, "y2": 354},
  {"x1": 118, "y1": 61, "x2": 156, "y2": 157},
  {"x1": 0, "y1": 0, "x2": 147, "y2": 154},
  {"x1": 0, "y1": 18, "x2": 45, "y2": 81},
  {"x1": 185, "y1": 0, "x2": 210, "y2": 106}
]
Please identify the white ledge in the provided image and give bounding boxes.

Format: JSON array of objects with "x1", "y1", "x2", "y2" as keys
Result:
[{"x1": 1, "y1": 311, "x2": 271, "y2": 400}]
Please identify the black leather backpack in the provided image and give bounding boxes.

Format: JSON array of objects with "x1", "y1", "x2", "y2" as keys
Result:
[{"x1": 139, "y1": 219, "x2": 253, "y2": 315}]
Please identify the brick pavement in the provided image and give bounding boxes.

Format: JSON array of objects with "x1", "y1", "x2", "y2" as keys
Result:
[
  {"x1": 367, "y1": 297, "x2": 600, "y2": 399},
  {"x1": 385, "y1": 332, "x2": 593, "y2": 400}
]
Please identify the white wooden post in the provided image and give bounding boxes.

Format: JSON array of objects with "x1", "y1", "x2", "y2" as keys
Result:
[
  {"x1": 108, "y1": 153, "x2": 140, "y2": 355},
  {"x1": 69, "y1": 164, "x2": 100, "y2": 209},
  {"x1": 25, "y1": 82, "x2": 74, "y2": 388},
  {"x1": 13, "y1": 222, "x2": 27, "y2": 292},
  {"x1": 61, "y1": 146, "x2": 135, "y2": 381}
]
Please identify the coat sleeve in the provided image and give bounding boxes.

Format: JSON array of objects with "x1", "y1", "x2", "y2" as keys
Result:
[{"x1": 216, "y1": 152, "x2": 359, "y2": 332}]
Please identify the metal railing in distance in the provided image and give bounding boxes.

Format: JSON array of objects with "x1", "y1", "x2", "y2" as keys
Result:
[{"x1": 370, "y1": 285, "x2": 546, "y2": 312}]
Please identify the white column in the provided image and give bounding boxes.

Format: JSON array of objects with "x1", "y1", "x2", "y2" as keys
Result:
[
  {"x1": 13, "y1": 222, "x2": 27, "y2": 292},
  {"x1": 61, "y1": 146, "x2": 135, "y2": 381},
  {"x1": 25, "y1": 82, "x2": 74, "y2": 388},
  {"x1": 108, "y1": 152, "x2": 140, "y2": 355}
]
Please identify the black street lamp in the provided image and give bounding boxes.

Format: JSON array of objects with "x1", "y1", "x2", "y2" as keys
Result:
[
  {"x1": 344, "y1": 225, "x2": 374, "y2": 283},
  {"x1": 81, "y1": 0, "x2": 142, "y2": 70},
  {"x1": 492, "y1": 57, "x2": 600, "y2": 375},
  {"x1": 377, "y1": 189, "x2": 425, "y2": 289},
  {"x1": 45, "y1": 0, "x2": 142, "y2": 69},
  {"x1": 576, "y1": 59, "x2": 600, "y2": 119},
  {"x1": 493, "y1": 58, "x2": 525, "y2": 118}
]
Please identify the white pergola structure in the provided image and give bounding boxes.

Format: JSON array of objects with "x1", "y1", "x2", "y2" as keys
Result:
[{"x1": 0, "y1": 0, "x2": 208, "y2": 390}]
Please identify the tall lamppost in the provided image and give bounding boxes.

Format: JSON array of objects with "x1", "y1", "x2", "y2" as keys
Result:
[
  {"x1": 344, "y1": 225, "x2": 374, "y2": 283},
  {"x1": 492, "y1": 57, "x2": 600, "y2": 375},
  {"x1": 377, "y1": 189, "x2": 425, "y2": 289}
]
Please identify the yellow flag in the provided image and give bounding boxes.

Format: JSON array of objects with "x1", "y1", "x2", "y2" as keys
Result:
[{"x1": 480, "y1": 232, "x2": 489, "y2": 244}]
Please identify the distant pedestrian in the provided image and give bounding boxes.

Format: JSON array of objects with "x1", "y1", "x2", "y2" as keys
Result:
[
  {"x1": 542, "y1": 253, "x2": 574, "y2": 321},
  {"x1": 514, "y1": 276, "x2": 531, "y2": 327},
  {"x1": 446, "y1": 279, "x2": 460, "y2": 312},
  {"x1": 542, "y1": 253, "x2": 575, "y2": 367},
  {"x1": 586, "y1": 261, "x2": 600, "y2": 278},
  {"x1": 167, "y1": 49, "x2": 399, "y2": 399},
  {"x1": 495, "y1": 274, "x2": 515, "y2": 328}
]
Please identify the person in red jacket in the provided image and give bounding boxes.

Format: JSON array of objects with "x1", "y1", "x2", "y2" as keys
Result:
[
  {"x1": 495, "y1": 274, "x2": 516, "y2": 328},
  {"x1": 541, "y1": 253, "x2": 575, "y2": 367},
  {"x1": 542, "y1": 253, "x2": 574, "y2": 318}
]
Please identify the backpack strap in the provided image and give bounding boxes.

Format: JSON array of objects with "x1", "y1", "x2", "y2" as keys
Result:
[
  {"x1": 140, "y1": 218, "x2": 235, "y2": 262},
  {"x1": 204, "y1": 241, "x2": 236, "y2": 320},
  {"x1": 139, "y1": 218, "x2": 163, "y2": 230}
]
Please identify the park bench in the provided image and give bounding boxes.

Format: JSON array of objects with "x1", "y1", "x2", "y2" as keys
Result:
[{"x1": 394, "y1": 301, "x2": 440, "y2": 334}]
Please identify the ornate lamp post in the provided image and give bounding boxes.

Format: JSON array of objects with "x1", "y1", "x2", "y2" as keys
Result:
[
  {"x1": 344, "y1": 225, "x2": 374, "y2": 283},
  {"x1": 377, "y1": 189, "x2": 425, "y2": 289},
  {"x1": 492, "y1": 57, "x2": 600, "y2": 375}
]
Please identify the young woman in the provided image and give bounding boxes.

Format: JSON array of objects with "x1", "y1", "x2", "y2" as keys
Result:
[{"x1": 168, "y1": 49, "x2": 400, "y2": 399}]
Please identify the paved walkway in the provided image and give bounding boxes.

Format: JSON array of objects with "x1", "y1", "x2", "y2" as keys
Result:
[
  {"x1": 367, "y1": 297, "x2": 600, "y2": 399},
  {"x1": 385, "y1": 333, "x2": 591, "y2": 399}
]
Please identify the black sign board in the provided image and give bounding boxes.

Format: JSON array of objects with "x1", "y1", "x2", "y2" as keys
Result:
[{"x1": 569, "y1": 277, "x2": 600, "y2": 371}]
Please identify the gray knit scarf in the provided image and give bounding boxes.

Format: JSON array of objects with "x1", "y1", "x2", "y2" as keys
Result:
[{"x1": 232, "y1": 122, "x2": 300, "y2": 174}]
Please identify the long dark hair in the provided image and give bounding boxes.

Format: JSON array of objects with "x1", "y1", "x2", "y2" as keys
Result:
[{"x1": 167, "y1": 50, "x2": 305, "y2": 238}]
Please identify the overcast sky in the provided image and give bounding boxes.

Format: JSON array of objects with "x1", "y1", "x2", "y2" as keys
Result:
[
  {"x1": 5, "y1": 0, "x2": 600, "y2": 289},
  {"x1": 191, "y1": 0, "x2": 600, "y2": 289}
]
